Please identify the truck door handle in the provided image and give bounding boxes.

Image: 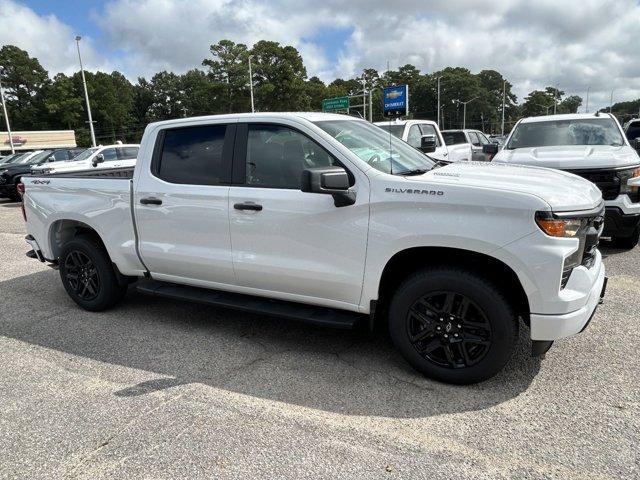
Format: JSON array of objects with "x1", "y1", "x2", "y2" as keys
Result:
[
  {"x1": 234, "y1": 202, "x2": 262, "y2": 211},
  {"x1": 140, "y1": 197, "x2": 162, "y2": 206}
]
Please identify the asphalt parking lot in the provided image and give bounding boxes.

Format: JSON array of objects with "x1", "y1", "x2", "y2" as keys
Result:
[{"x1": 0, "y1": 198, "x2": 638, "y2": 479}]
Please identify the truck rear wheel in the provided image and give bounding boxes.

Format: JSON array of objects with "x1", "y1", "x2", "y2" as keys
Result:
[
  {"x1": 388, "y1": 267, "x2": 519, "y2": 384},
  {"x1": 59, "y1": 235, "x2": 127, "y2": 311}
]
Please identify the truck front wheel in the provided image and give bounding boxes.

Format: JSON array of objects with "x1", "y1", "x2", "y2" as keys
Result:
[
  {"x1": 388, "y1": 267, "x2": 519, "y2": 384},
  {"x1": 59, "y1": 235, "x2": 128, "y2": 311}
]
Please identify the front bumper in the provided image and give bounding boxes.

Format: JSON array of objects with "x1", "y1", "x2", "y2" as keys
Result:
[
  {"x1": 530, "y1": 263, "x2": 607, "y2": 341},
  {"x1": 603, "y1": 206, "x2": 640, "y2": 238}
]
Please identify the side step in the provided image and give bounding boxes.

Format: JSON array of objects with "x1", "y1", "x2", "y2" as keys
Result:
[{"x1": 136, "y1": 280, "x2": 364, "y2": 329}]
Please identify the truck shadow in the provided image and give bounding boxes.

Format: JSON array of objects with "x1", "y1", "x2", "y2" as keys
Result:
[{"x1": 0, "y1": 270, "x2": 541, "y2": 418}]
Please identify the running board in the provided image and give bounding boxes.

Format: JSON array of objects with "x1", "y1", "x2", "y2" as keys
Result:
[{"x1": 136, "y1": 280, "x2": 364, "y2": 329}]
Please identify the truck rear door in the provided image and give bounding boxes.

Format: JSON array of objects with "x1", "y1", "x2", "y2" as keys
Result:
[{"x1": 134, "y1": 121, "x2": 236, "y2": 285}]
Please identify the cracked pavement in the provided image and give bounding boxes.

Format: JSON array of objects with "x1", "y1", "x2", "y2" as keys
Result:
[{"x1": 0, "y1": 198, "x2": 638, "y2": 479}]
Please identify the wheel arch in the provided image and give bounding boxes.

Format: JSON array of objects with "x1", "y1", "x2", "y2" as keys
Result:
[
  {"x1": 49, "y1": 219, "x2": 108, "y2": 261},
  {"x1": 375, "y1": 246, "x2": 530, "y2": 327}
]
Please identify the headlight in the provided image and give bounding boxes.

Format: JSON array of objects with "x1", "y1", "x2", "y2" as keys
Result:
[
  {"x1": 618, "y1": 166, "x2": 640, "y2": 197},
  {"x1": 535, "y1": 211, "x2": 584, "y2": 237}
]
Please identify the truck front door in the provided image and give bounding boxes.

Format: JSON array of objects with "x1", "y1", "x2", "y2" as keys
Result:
[{"x1": 228, "y1": 122, "x2": 369, "y2": 309}]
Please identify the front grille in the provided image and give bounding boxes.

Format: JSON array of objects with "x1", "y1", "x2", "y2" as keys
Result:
[
  {"x1": 582, "y1": 212, "x2": 604, "y2": 268},
  {"x1": 566, "y1": 168, "x2": 620, "y2": 200}
]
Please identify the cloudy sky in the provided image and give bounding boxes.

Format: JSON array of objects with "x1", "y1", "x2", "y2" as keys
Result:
[{"x1": 1, "y1": 0, "x2": 639, "y2": 111}]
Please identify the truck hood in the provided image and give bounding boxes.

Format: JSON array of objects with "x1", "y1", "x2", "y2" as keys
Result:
[
  {"x1": 493, "y1": 145, "x2": 639, "y2": 169},
  {"x1": 416, "y1": 161, "x2": 602, "y2": 211}
]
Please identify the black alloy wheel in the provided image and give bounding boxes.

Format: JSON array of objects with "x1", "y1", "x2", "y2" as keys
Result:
[
  {"x1": 64, "y1": 250, "x2": 101, "y2": 301},
  {"x1": 406, "y1": 291, "x2": 492, "y2": 369}
]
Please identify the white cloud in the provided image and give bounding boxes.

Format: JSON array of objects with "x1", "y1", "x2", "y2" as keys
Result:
[
  {"x1": 1, "y1": 0, "x2": 639, "y2": 111},
  {"x1": 0, "y1": 0, "x2": 112, "y2": 75}
]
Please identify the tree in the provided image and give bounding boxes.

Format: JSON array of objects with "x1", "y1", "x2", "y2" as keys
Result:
[
  {"x1": 522, "y1": 89, "x2": 557, "y2": 117},
  {"x1": 559, "y1": 95, "x2": 582, "y2": 114},
  {"x1": 202, "y1": 39, "x2": 250, "y2": 113},
  {"x1": 0, "y1": 45, "x2": 50, "y2": 129},
  {"x1": 250, "y1": 40, "x2": 309, "y2": 111},
  {"x1": 39, "y1": 73, "x2": 82, "y2": 129}
]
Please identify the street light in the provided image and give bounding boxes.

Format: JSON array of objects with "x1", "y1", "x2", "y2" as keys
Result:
[
  {"x1": 436, "y1": 76, "x2": 442, "y2": 129},
  {"x1": 75, "y1": 36, "x2": 96, "y2": 147},
  {"x1": 501, "y1": 79, "x2": 506, "y2": 137},
  {"x1": 0, "y1": 66, "x2": 14, "y2": 154},
  {"x1": 453, "y1": 96, "x2": 478, "y2": 129},
  {"x1": 585, "y1": 86, "x2": 590, "y2": 113},
  {"x1": 248, "y1": 55, "x2": 255, "y2": 113},
  {"x1": 609, "y1": 89, "x2": 614, "y2": 113}
]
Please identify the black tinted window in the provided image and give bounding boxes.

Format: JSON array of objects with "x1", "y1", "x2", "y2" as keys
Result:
[
  {"x1": 117, "y1": 147, "x2": 138, "y2": 159},
  {"x1": 626, "y1": 122, "x2": 640, "y2": 141},
  {"x1": 246, "y1": 124, "x2": 337, "y2": 188},
  {"x1": 443, "y1": 131, "x2": 467, "y2": 145},
  {"x1": 158, "y1": 125, "x2": 227, "y2": 185}
]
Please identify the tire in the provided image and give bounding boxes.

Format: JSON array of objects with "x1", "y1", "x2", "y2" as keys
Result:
[
  {"x1": 59, "y1": 235, "x2": 127, "y2": 311},
  {"x1": 611, "y1": 227, "x2": 639, "y2": 250},
  {"x1": 388, "y1": 267, "x2": 519, "y2": 384}
]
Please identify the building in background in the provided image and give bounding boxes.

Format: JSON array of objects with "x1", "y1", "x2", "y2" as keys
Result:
[{"x1": 0, "y1": 130, "x2": 76, "y2": 154}]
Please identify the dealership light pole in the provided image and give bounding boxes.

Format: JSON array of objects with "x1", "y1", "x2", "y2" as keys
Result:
[
  {"x1": 75, "y1": 36, "x2": 96, "y2": 147},
  {"x1": 0, "y1": 67, "x2": 14, "y2": 154},
  {"x1": 436, "y1": 76, "x2": 442, "y2": 128},
  {"x1": 501, "y1": 79, "x2": 506, "y2": 137},
  {"x1": 609, "y1": 89, "x2": 614, "y2": 113},
  {"x1": 454, "y1": 96, "x2": 478, "y2": 129},
  {"x1": 585, "y1": 86, "x2": 590, "y2": 113},
  {"x1": 248, "y1": 55, "x2": 255, "y2": 113}
]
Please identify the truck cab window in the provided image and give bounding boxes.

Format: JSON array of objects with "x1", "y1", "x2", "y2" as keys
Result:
[
  {"x1": 157, "y1": 125, "x2": 226, "y2": 185},
  {"x1": 100, "y1": 148, "x2": 117, "y2": 161},
  {"x1": 406, "y1": 125, "x2": 422, "y2": 148},
  {"x1": 246, "y1": 124, "x2": 337, "y2": 189}
]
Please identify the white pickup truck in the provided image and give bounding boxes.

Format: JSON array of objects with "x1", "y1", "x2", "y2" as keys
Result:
[
  {"x1": 493, "y1": 113, "x2": 640, "y2": 248},
  {"x1": 21, "y1": 113, "x2": 607, "y2": 384}
]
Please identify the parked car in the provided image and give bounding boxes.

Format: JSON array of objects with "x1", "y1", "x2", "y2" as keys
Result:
[
  {"x1": 442, "y1": 129, "x2": 496, "y2": 162},
  {"x1": 489, "y1": 134, "x2": 505, "y2": 146},
  {"x1": 374, "y1": 120, "x2": 452, "y2": 162},
  {"x1": 493, "y1": 113, "x2": 640, "y2": 248},
  {"x1": 0, "y1": 150, "x2": 46, "y2": 200},
  {"x1": 22, "y1": 112, "x2": 606, "y2": 384},
  {"x1": 0, "y1": 152, "x2": 25, "y2": 165},
  {"x1": 32, "y1": 144, "x2": 139, "y2": 175},
  {"x1": 623, "y1": 118, "x2": 640, "y2": 144},
  {"x1": 0, "y1": 149, "x2": 85, "y2": 199}
]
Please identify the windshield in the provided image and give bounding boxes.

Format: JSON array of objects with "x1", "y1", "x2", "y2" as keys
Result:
[
  {"x1": 18, "y1": 150, "x2": 52, "y2": 165},
  {"x1": 68, "y1": 147, "x2": 98, "y2": 162},
  {"x1": 376, "y1": 124, "x2": 405, "y2": 138},
  {"x1": 0, "y1": 153, "x2": 20, "y2": 164},
  {"x1": 442, "y1": 131, "x2": 467, "y2": 145},
  {"x1": 314, "y1": 120, "x2": 435, "y2": 174},
  {"x1": 507, "y1": 118, "x2": 625, "y2": 149}
]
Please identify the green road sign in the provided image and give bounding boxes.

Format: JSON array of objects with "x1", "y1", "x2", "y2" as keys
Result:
[{"x1": 322, "y1": 96, "x2": 349, "y2": 112}]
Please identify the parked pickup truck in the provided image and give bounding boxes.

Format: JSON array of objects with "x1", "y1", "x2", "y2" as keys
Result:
[
  {"x1": 374, "y1": 119, "x2": 455, "y2": 162},
  {"x1": 493, "y1": 113, "x2": 640, "y2": 248},
  {"x1": 21, "y1": 113, "x2": 607, "y2": 384}
]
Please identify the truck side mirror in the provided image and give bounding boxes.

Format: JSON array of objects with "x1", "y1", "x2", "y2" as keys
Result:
[
  {"x1": 483, "y1": 143, "x2": 499, "y2": 155},
  {"x1": 301, "y1": 166, "x2": 356, "y2": 207},
  {"x1": 92, "y1": 153, "x2": 105, "y2": 167},
  {"x1": 419, "y1": 135, "x2": 437, "y2": 153}
]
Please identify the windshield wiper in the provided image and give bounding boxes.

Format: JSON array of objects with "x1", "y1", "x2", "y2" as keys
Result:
[{"x1": 398, "y1": 168, "x2": 429, "y2": 176}]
